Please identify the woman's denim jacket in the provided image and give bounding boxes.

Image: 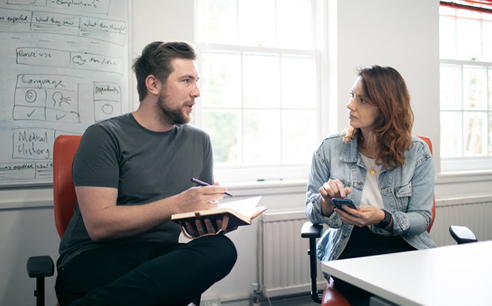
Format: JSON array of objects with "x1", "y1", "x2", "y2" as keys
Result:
[{"x1": 305, "y1": 133, "x2": 437, "y2": 263}]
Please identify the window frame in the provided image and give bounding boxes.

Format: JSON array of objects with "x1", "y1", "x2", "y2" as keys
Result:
[
  {"x1": 193, "y1": 0, "x2": 326, "y2": 184},
  {"x1": 439, "y1": 3, "x2": 492, "y2": 174}
]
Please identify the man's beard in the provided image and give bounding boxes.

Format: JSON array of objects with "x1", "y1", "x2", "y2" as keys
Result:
[{"x1": 156, "y1": 90, "x2": 191, "y2": 126}]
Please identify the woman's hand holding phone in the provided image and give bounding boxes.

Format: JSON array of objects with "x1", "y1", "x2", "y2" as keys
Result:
[{"x1": 335, "y1": 203, "x2": 387, "y2": 228}]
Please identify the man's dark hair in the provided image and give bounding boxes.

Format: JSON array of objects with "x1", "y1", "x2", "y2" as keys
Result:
[{"x1": 132, "y1": 41, "x2": 197, "y2": 101}]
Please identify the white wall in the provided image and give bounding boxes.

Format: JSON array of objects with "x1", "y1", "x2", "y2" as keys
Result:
[
  {"x1": 333, "y1": 0, "x2": 441, "y2": 155},
  {"x1": 1, "y1": 0, "x2": 491, "y2": 305}
]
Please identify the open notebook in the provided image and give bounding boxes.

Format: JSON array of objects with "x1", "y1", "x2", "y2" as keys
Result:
[{"x1": 171, "y1": 196, "x2": 267, "y2": 237}]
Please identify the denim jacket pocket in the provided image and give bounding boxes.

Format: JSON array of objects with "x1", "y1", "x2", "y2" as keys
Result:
[{"x1": 395, "y1": 182, "x2": 412, "y2": 210}]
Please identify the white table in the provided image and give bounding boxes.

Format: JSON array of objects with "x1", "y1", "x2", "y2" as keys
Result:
[{"x1": 322, "y1": 240, "x2": 492, "y2": 306}]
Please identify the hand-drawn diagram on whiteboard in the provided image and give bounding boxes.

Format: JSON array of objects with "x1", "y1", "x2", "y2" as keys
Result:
[
  {"x1": 0, "y1": 0, "x2": 129, "y2": 186},
  {"x1": 13, "y1": 74, "x2": 82, "y2": 123}
]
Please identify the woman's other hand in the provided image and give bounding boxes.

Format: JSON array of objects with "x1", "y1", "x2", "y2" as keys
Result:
[{"x1": 336, "y1": 205, "x2": 388, "y2": 228}]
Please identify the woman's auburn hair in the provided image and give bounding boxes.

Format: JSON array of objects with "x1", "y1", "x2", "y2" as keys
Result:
[{"x1": 342, "y1": 65, "x2": 414, "y2": 171}]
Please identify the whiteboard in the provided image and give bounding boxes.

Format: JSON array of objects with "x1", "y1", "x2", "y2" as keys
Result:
[{"x1": 0, "y1": 0, "x2": 130, "y2": 187}]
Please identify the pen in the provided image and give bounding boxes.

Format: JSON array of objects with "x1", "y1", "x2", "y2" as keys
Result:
[{"x1": 191, "y1": 178, "x2": 234, "y2": 197}]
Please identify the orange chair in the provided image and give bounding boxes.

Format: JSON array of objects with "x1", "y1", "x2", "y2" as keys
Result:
[
  {"x1": 27, "y1": 135, "x2": 202, "y2": 306},
  {"x1": 27, "y1": 135, "x2": 82, "y2": 306},
  {"x1": 301, "y1": 136, "x2": 435, "y2": 305}
]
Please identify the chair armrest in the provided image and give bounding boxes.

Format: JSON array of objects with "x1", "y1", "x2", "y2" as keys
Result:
[
  {"x1": 301, "y1": 221, "x2": 324, "y2": 304},
  {"x1": 301, "y1": 221, "x2": 323, "y2": 239},
  {"x1": 27, "y1": 255, "x2": 55, "y2": 278},
  {"x1": 449, "y1": 225, "x2": 478, "y2": 244}
]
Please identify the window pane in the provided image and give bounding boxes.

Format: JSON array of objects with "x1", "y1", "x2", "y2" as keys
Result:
[
  {"x1": 281, "y1": 56, "x2": 316, "y2": 109},
  {"x1": 203, "y1": 110, "x2": 240, "y2": 164},
  {"x1": 439, "y1": 6, "x2": 455, "y2": 16},
  {"x1": 282, "y1": 110, "x2": 317, "y2": 164},
  {"x1": 238, "y1": 0, "x2": 275, "y2": 47},
  {"x1": 457, "y1": 8, "x2": 481, "y2": 19},
  {"x1": 197, "y1": 0, "x2": 237, "y2": 44},
  {"x1": 463, "y1": 112, "x2": 487, "y2": 156},
  {"x1": 439, "y1": 16, "x2": 456, "y2": 59},
  {"x1": 277, "y1": 0, "x2": 313, "y2": 49},
  {"x1": 457, "y1": 18, "x2": 481, "y2": 60},
  {"x1": 441, "y1": 111, "x2": 462, "y2": 157},
  {"x1": 463, "y1": 66, "x2": 485, "y2": 110},
  {"x1": 484, "y1": 12, "x2": 492, "y2": 21},
  {"x1": 483, "y1": 21, "x2": 492, "y2": 61},
  {"x1": 243, "y1": 54, "x2": 280, "y2": 108},
  {"x1": 440, "y1": 64, "x2": 461, "y2": 110},
  {"x1": 243, "y1": 110, "x2": 281, "y2": 165},
  {"x1": 201, "y1": 52, "x2": 241, "y2": 107}
]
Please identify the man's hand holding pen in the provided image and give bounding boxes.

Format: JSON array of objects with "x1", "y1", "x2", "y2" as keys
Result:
[{"x1": 191, "y1": 178, "x2": 234, "y2": 197}]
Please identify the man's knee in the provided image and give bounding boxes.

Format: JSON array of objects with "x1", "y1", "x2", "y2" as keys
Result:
[
  {"x1": 196, "y1": 234, "x2": 237, "y2": 275},
  {"x1": 216, "y1": 234, "x2": 238, "y2": 269}
]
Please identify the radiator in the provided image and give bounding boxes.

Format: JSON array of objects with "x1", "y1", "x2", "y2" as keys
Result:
[
  {"x1": 431, "y1": 198, "x2": 492, "y2": 246},
  {"x1": 259, "y1": 198, "x2": 492, "y2": 297},
  {"x1": 258, "y1": 211, "x2": 324, "y2": 298}
]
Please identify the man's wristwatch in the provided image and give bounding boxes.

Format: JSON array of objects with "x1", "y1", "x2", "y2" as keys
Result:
[{"x1": 375, "y1": 209, "x2": 391, "y2": 228}]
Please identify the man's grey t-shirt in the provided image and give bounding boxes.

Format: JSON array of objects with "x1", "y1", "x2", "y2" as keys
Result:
[{"x1": 57, "y1": 113, "x2": 214, "y2": 269}]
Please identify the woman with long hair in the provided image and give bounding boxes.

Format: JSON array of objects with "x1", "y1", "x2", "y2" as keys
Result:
[{"x1": 305, "y1": 66, "x2": 436, "y2": 305}]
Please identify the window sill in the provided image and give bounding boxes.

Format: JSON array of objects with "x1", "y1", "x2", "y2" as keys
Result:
[
  {"x1": 436, "y1": 170, "x2": 492, "y2": 184},
  {"x1": 225, "y1": 170, "x2": 492, "y2": 197},
  {"x1": 226, "y1": 179, "x2": 308, "y2": 197}
]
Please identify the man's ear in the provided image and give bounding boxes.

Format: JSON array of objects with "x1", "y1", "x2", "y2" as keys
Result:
[{"x1": 145, "y1": 75, "x2": 160, "y2": 96}]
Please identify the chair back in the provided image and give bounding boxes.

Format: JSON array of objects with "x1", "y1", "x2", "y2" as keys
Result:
[
  {"x1": 53, "y1": 135, "x2": 82, "y2": 238},
  {"x1": 417, "y1": 135, "x2": 435, "y2": 232}
]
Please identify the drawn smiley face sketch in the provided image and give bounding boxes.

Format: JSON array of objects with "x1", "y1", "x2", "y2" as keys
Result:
[{"x1": 25, "y1": 90, "x2": 37, "y2": 103}]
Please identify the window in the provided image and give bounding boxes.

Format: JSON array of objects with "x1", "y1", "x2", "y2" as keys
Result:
[
  {"x1": 195, "y1": 0, "x2": 322, "y2": 183},
  {"x1": 439, "y1": 1, "x2": 492, "y2": 172}
]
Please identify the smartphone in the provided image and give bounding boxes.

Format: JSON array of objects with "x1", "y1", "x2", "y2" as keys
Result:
[{"x1": 332, "y1": 198, "x2": 356, "y2": 210}]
